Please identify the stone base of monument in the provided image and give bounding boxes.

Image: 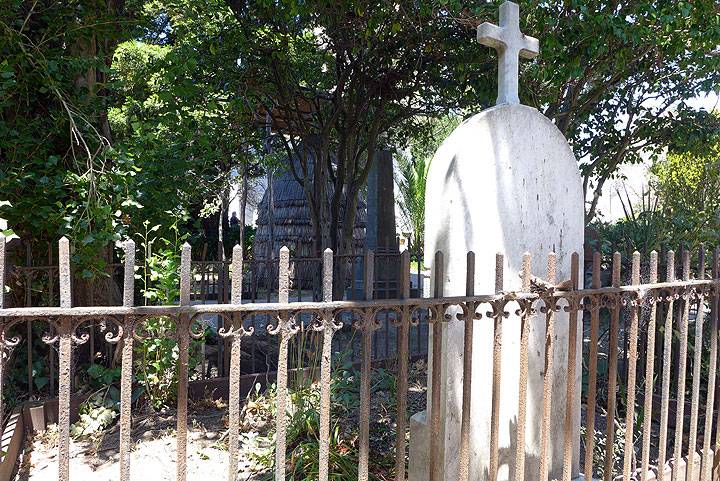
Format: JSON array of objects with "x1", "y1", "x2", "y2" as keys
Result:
[{"x1": 408, "y1": 412, "x2": 428, "y2": 481}]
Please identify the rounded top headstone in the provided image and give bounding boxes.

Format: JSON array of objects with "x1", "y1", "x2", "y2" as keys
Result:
[{"x1": 425, "y1": 103, "x2": 584, "y2": 293}]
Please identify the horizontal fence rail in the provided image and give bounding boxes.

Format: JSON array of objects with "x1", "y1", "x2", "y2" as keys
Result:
[{"x1": 1, "y1": 237, "x2": 720, "y2": 481}]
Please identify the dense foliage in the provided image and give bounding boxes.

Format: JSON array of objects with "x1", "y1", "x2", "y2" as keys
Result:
[{"x1": 2, "y1": 0, "x2": 717, "y2": 267}]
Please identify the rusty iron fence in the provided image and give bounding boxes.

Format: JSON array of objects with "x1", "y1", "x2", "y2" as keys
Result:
[
  {"x1": 5, "y1": 241, "x2": 427, "y2": 392},
  {"x1": 1, "y1": 235, "x2": 720, "y2": 481}
]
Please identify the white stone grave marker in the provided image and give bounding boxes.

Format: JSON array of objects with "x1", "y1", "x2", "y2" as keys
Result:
[{"x1": 408, "y1": 2, "x2": 584, "y2": 481}]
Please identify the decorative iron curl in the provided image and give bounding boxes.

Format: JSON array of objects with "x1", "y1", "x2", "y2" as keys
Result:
[
  {"x1": 72, "y1": 315, "x2": 124, "y2": 345},
  {"x1": 311, "y1": 309, "x2": 343, "y2": 333},
  {"x1": 215, "y1": 313, "x2": 254, "y2": 339},
  {"x1": 267, "y1": 312, "x2": 300, "y2": 337},
  {"x1": 560, "y1": 295, "x2": 582, "y2": 313},
  {"x1": 485, "y1": 299, "x2": 510, "y2": 320},
  {"x1": 601, "y1": 293, "x2": 621, "y2": 310},
  {"x1": 538, "y1": 295, "x2": 560, "y2": 315},
  {"x1": 455, "y1": 301, "x2": 483, "y2": 322},
  {"x1": 0, "y1": 317, "x2": 31, "y2": 349},
  {"x1": 514, "y1": 298, "x2": 534, "y2": 318},
  {"x1": 41, "y1": 318, "x2": 62, "y2": 345},
  {"x1": 689, "y1": 285, "x2": 711, "y2": 302},
  {"x1": 661, "y1": 287, "x2": 682, "y2": 303},
  {"x1": 679, "y1": 285, "x2": 696, "y2": 301},
  {"x1": 409, "y1": 305, "x2": 427, "y2": 327},
  {"x1": 189, "y1": 319, "x2": 208, "y2": 340},
  {"x1": 351, "y1": 307, "x2": 383, "y2": 332}
]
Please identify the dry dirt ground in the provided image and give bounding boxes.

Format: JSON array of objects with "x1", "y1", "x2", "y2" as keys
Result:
[
  {"x1": 14, "y1": 360, "x2": 429, "y2": 481},
  {"x1": 15, "y1": 404, "x2": 267, "y2": 481}
]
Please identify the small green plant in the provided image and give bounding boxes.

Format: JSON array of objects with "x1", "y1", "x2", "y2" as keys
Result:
[
  {"x1": 133, "y1": 216, "x2": 205, "y2": 410},
  {"x1": 241, "y1": 352, "x2": 397, "y2": 480},
  {"x1": 71, "y1": 364, "x2": 122, "y2": 438}
]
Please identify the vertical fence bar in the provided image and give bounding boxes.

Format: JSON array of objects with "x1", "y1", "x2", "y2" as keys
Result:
[
  {"x1": 395, "y1": 250, "x2": 411, "y2": 481},
  {"x1": 274, "y1": 246, "x2": 292, "y2": 481},
  {"x1": 0, "y1": 234, "x2": 5, "y2": 428},
  {"x1": 539, "y1": 252, "x2": 557, "y2": 481},
  {"x1": 318, "y1": 248, "x2": 336, "y2": 481},
  {"x1": 658, "y1": 251, "x2": 676, "y2": 481},
  {"x1": 25, "y1": 244, "x2": 32, "y2": 396},
  {"x1": 603, "y1": 252, "x2": 621, "y2": 481},
  {"x1": 671, "y1": 251, "x2": 691, "y2": 481},
  {"x1": 562, "y1": 252, "x2": 580, "y2": 481},
  {"x1": 702, "y1": 248, "x2": 719, "y2": 481},
  {"x1": 641, "y1": 251, "x2": 659, "y2": 481},
  {"x1": 0, "y1": 234, "x2": 4, "y2": 310},
  {"x1": 488, "y1": 253, "x2": 504, "y2": 481},
  {"x1": 429, "y1": 251, "x2": 444, "y2": 481},
  {"x1": 58, "y1": 237, "x2": 71, "y2": 481},
  {"x1": 458, "y1": 251, "x2": 475, "y2": 481},
  {"x1": 515, "y1": 252, "x2": 532, "y2": 481},
  {"x1": 119, "y1": 240, "x2": 135, "y2": 481},
  {"x1": 584, "y1": 251, "x2": 601, "y2": 481},
  {"x1": 622, "y1": 252, "x2": 641, "y2": 479},
  {"x1": 228, "y1": 244, "x2": 243, "y2": 481},
  {"x1": 47, "y1": 245, "x2": 54, "y2": 385},
  {"x1": 358, "y1": 249, "x2": 374, "y2": 481},
  {"x1": 176, "y1": 242, "x2": 191, "y2": 481},
  {"x1": 687, "y1": 247, "x2": 706, "y2": 481}
]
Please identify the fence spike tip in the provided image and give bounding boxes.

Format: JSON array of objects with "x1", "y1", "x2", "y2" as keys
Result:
[{"x1": 280, "y1": 245, "x2": 289, "y2": 253}]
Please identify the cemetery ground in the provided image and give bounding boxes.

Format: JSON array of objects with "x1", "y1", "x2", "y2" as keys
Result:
[
  {"x1": 14, "y1": 358, "x2": 430, "y2": 481},
  {"x1": 10, "y1": 306, "x2": 692, "y2": 481}
]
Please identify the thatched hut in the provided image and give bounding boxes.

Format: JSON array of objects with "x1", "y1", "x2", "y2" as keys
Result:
[{"x1": 253, "y1": 148, "x2": 366, "y2": 289}]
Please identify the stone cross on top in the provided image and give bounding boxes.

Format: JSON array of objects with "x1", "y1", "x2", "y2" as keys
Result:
[{"x1": 477, "y1": 1, "x2": 539, "y2": 106}]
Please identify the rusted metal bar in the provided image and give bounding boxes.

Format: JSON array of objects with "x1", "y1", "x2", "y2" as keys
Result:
[
  {"x1": 228, "y1": 244, "x2": 243, "y2": 481},
  {"x1": 26, "y1": 244, "x2": 32, "y2": 396},
  {"x1": 603, "y1": 252, "x2": 621, "y2": 481},
  {"x1": 176, "y1": 243, "x2": 192, "y2": 481},
  {"x1": 539, "y1": 252, "x2": 557, "y2": 481},
  {"x1": 58, "y1": 237, "x2": 71, "y2": 481},
  {"x1": 702, "y1": 248, "x2": 719, "y2": 481},
  {"x1": 395, "y1": 250, "x2": 411, "y2": 481},
  {"x1": 458, "y1": 251, "x2": 475, "y2": 481},
  {"x1": 0, "y1": 234, "x2": 5, "y2": 427},
  {"x1": 429, "y1": 251, "x2": 444, "y2": 481},
  {"x1": 358, "y1": 249, "x2": 375, "y2": 481},
  {"x1": 274, "y1": 246, "x2": 293, "y2": 481},
  {"x1": 119, "y1": 240, "x2": 135, "y2": 481},
  {"x1": 0, "y1": 235, "x2": 5, "y2": 310},
  {"x1": 562, "y1": 252, "x2": 580, "y2": 481},
  {"x1": 318, "y1": 248, "x2": 337, "y2": 481},
  {"x1": 2, "y1": 279, "x2": 718, "y2": 320},
  {"x1": 489, "y1": 253, "x2": 504, "y2": 481},
  {"x1": 622, "y1": 252, "x2": 641, "y2": 480},
  {"x1": 641, "y1": 251, "x2": 659, "y2": 481},
  {"x1": 657, "y1": 251, "x2": 676, "y2": 481},
  {"x1": 584, "y1": 251, "x2": 601, "y2": 481},
  {"x1": 671, "y1": 251, "x2": 691, "y2": 481},
  {"x1": 687, "y1": 247, "x2": 706, "y2": 481},
  {"x1": 515, "y1": 252, "x2": 532, "y2": 481}
]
